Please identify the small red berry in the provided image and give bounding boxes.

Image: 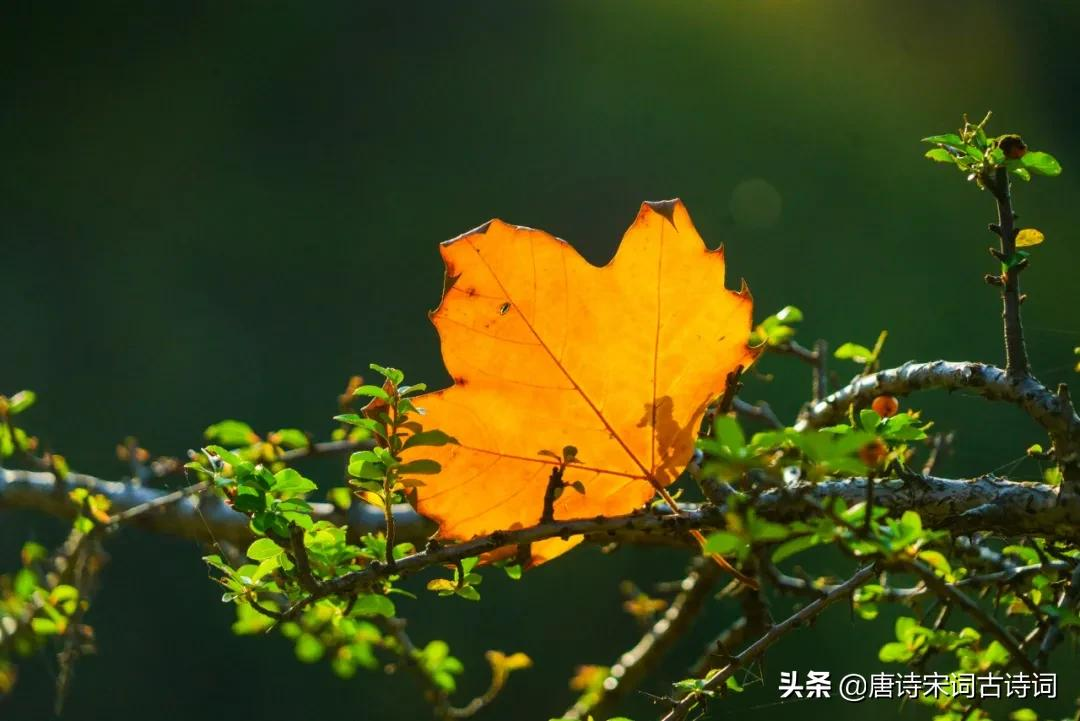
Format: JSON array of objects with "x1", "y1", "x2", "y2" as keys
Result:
[
  {"x1": 872, "y1": 394, "x2": 899, "y2": 418},
  {"x1": 859, "y1": 439, "x2": 889, "y2": 468}
]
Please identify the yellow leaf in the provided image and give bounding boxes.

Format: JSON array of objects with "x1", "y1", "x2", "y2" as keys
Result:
[
  {"x1": 485, "y1": 649, "x2": 533, "y2": 672},
  {"x1": 1015, "y1": 228, "x2": 1044, "y2": 247},
  {"x1": 356, "y1": 490, "x2": 385, "y2": 509},
  {"x1": 401, "y1": 200, "x2": 758, "y2": 566}
]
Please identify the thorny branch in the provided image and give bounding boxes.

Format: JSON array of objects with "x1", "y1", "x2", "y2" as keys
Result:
[
  {"x1": 562, "y1": 559, "x2": 727, "y2": 720},
  {"x1": 660, "y1": 564, "x2": 879, "y2": 721},
  {"x1": 984, "y1": 166, "x2": 1030, "y2": 378}
]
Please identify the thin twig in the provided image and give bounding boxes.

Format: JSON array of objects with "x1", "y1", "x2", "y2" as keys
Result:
[
  {"x1": 901, "y1": 558, "x2": 1036, "y2": 674},
  {"x1": 731, "y1": 398, "x2": 783, "y2": 430},
  {"x1": 562, "y1": 559, "x2": 724, "y2": 720},
  {"x1": 985, "y1": 166, "x2": 1030, "y2": 378},
  {"x1": 1036, "y1": 563, "x2": 1080, "y2": 668},
  {"x1": 660, "y1": 564, "x2": 878, "y2": 721}
]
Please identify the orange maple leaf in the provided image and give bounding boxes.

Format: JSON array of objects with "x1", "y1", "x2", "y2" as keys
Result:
[{"x1": 403, "y1": 199, "x2": 759, "y2": 569}]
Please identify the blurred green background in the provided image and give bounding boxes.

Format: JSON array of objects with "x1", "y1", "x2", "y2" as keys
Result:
[{"x1": 4, "y1": 2, "x2": 1080, "y2": 719}]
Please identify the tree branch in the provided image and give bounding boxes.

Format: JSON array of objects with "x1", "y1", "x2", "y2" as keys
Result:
[
  {"x1": 660, "y1": 564, "x2": 878, "y2": 721},
  {"x1": 799, "y1": 361, "x2": 1078, "y2": 438},
  {"x1": 0, "y1": 465, "x2": 433, "y2": 545},
  {"x1": 562, "y1": 559, "x2": 725, "y2": 720},
  {"x1": 6, "y1": 465, "x2": 1079, "y2": 582},
  {"x1": 900, "y1": 558, "x2": 1036, "y2": 673}
]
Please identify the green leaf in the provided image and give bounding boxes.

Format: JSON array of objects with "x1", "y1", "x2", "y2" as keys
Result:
[
  {"x1": 369, "y1": 363, "x2": 405, "y2": 385},
  {"x1": 712, "y1": 416, "x2": 746, "y2": 451},
  {"x1": 271, "y1": 468, "x2": 318, "y2": 496},
  {"x1": 20, "y1": 541, "x2": 47, "y2": 564},
  {"x1": 295, "y1": 633, "x2": 325, "y2": 663},
  {"x1": 232, "y1": 601, "x2": 278, "y2": 635},
  {"x1": 204, "y1": 420, "x2": 257, "y2": 446},
  {"x1": 246, "y1": 537, "x2": 283, "y2": 561},
  {"x1": 1010, "y1": 166, "x2": 1031, "y2": 182},
  {"x1": 348, "y1": 459, "x2": 387, "y2": 481},
  {"x1": 13, "y1": 568, "x2": 37, "y2": 598},
  {"x1": 1021, "y1": 151, "x2": 1062, "y2": 177},
  {"x1": 878, "y1": 641, "x2": 912, "y2": 663},
  {"x1": 353, "y1": 385, "x2": 390, "y2": 402},
  {"x1": 456, "y1": 586, "x2": 481, "y2": 601},
  {"x1": 271, "y1": 428, "x2": 309, "y2": 449},
  {"x1": 859, "y1": 409, "x2": 882, "y2": 433},
  {"x1": 702, "y1": 532, "x2": 742, "y2": 556},
  {"x1": 900, "y1": 510, "x2": 923, "y2": 538},
  {"x1": 398, "y1": 383, "x2": 428, "y2": 396},
  {"x1": 1002, "y1": 250, "x2": 1030, "y2": 271},
  {"x1": 7, "y1": 390, "x2": 36, "y2": 415},
  {"x1": 351, "y1": 594, "x2": 396, "y2": 618},
  {"x1": 924, "y1": 148, "x2": 956, "y2": 164},
  {"x1": 834, "y1": 342, "x2": 873, "y2": 362},
  {"x1": 921, "y1": 133, "x2": 964, "y2": 146},
  {"x1": 775, "y1": 305, "x2": 802, "y2": 323},
  {"x1": 771, "y1": 534, "x2": 821, "y2": 563},
  {"x1": 328, "y1": 487, "x2": 353, "y2": 510},
  {"x1": 31, "y1": 617, "x2": 60, "y2": 636},
  {"x1": 334, "y1": 414, "x2": 383, "y2": 434}
]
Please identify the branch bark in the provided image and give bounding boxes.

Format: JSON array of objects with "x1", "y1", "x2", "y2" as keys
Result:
[
  {"x1": 5, "y1": 466, "x2": 1078, "y2": 574},
  {"x1": 799, "y1": 360, "x2": 1078, "y2": 440},
  {"x1": 798, "y1": 359, "x2": 1080, "y2": 496}
]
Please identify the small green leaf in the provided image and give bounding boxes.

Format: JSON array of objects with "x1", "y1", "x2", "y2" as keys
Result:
[
  {"x1": 859, "y1": 409, "x2": 882, "y2": 433},
  {"x1": 270, "y1": 428, "x2": 309, "y2": 449},
  {"x1": 702, "y1": 532, "x2": 742, "y2": 556},
  {"x1": 775, "y1": 305, "x2": 802, "y2": 323},
  {"x1": 924, "y1": 148, "x2": 957, "y2": 164},
  {"x1": 351, "y1": 594, "x2": 396, "y2": 618},
  {"x1": 204, "y1": 420, "x2": 257, "y2": 446},
  {"x1": 1010, "y1": 166, "x2": 1032, "y2": 181},
  {"x1": 295, "y1": 633, "x2": 324, "y2": 663},
  {"x1": 771, "y1": 534, "x2": 821, "y2": 563},
  {"x1": 456, "y1": 586, "x2": 481, "y2": 601},
  {"x1": 834, "y1": 342, "x2": 873, "y2": 362},
  {"x1": 369, "y1": 363, "x2": 405, "y2": 385},
  {"x1": 328, "y1": 487, "x2": 353, "y2": 509},
  {"x1": 1021, "y1": 151, "x2": 1062, "y2": 177},
  {"x1": 7, "y1": 390, "x2": 36, "y2": 415},
  {"x1": 353, "y1": 385, "x2": 391, "y2": 401},
  {"x1": 712, "y1": 416, "x2": 746, "y2": 451},
  {"x1": 921, "y1": 133, "x2": 964, "y2": 146},
  {"x1": 31, "y1": 617, "x2": 60, "y2": 636},
  {"x1": 13, "y1": 568, "x2": 37, "y2": 598},
  {"x1": 271, "y1": 468, "x2": 318, "y2": 495},
  {"x1": 246, "y1": 538, "x2": 283, "y2": 561}
]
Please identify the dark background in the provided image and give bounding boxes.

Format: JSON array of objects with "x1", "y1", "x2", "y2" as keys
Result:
[{"x1": 3, "y1": 2, "x2": 1080, "y2": 720}]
